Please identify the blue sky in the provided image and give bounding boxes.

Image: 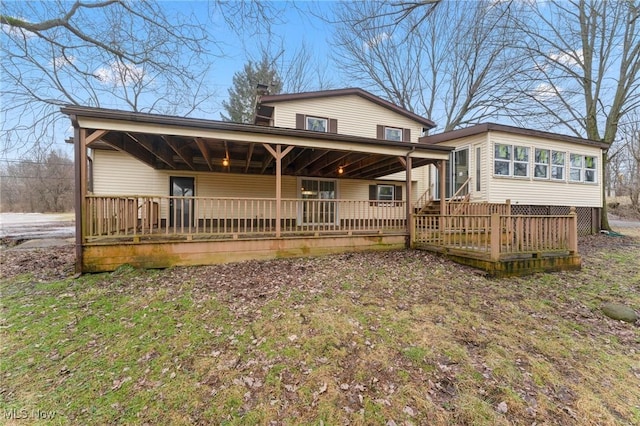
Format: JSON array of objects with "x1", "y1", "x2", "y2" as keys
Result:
[{"x1": 0, "y1": 1, "x2": 346, "y2": 159}]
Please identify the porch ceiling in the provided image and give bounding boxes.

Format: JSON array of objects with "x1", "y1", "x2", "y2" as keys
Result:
[
  {"x1": 62, "y1": 105, "x2": 451, "y2": 179},
  {"x1": 94, "y1": 131, "x2": 437, "y2": 179}
]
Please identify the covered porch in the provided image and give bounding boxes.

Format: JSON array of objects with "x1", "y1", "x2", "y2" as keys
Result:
[{"x1": 62, "y1": 105, "x2": 452, "y2": 272}]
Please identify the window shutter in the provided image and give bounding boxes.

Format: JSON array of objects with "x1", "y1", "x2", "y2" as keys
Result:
[
  {"x1": 377, "y1": 125, "x2": 384, "y2": 139},
  {"x1": 395, "y1": 185, "x2": 402, "y2": 200},
  {"x1": 329, "y1": 119, "x2": 338, "y2": 133},
  {"x1": 402, "y1": 128, "x2": 411, "y2": 142},
  {"x1": 369, "y1": 185, "x2": 377, "y2": 200},
  {"x1": 296, "y1": 114, "x2": 305, "y2": 130}
]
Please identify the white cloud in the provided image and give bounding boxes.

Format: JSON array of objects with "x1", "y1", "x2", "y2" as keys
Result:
[
  {"x1": 1, "y1": 20, "x2": 37, "y2": 39},
  {"x1": 363, "y1": 32, "x2": 391, "y2": 51},
  {"x1": 51, "y1": 55, "x2": 76, "y2": 68},
  {"x1": 530, "y1": 82, "x2": 560, "y2": 101},
  {"x1": 549, "y1": 49, "x2": 584, "y2": 67},
  {"x1": 94, "y1": 61, "x2": 145, "y2": 86}
]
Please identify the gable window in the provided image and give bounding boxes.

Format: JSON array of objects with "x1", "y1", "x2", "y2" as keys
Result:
[
  {"x1": 369, "y1": 184, "x2": 402, "y2": 206},
  {"x1": 385, "y1": 127, "x2": 402, "y2": 141},
  {"x1": 534, "y1": 148, "x2": 550, "y2": 179},
  {"x1": 570, "y1": 154, "x2": 597, "y2": 183},
  {"x1": 551, "y1": 151, "x2": 565, "y2": 180},
  {"x1": 306, "y1": 116, "x2": 327, "y2": 132},
  {"x1": 377, "y1": 125, "x2": 411, "y2": 142},
  {"x1": 295, "y1": 114, "x2": 338, "y2": 133}
]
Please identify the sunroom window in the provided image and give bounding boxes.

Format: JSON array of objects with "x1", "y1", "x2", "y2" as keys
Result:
[
  {"x1": 494, "y1": 144, "x2": 529, "y2": 177},
  {"x1": 494, "y1": 144, "x2": 511, "y2": 176},
  {"x1": 569, "y1": 154, "x2": 583, "y2": 182},
  {"x1": 569, "y1": 154, "x2": 597, "y2": 183},
  {"x1": 513, "y1": 146, "x2": 529, "y2": 177},
  {"x1": 534, "y1": 148, "x2": 550, "y2": 179},
  {"x1": 551, "y1": 151, "x2": 565, "y2": 180}
]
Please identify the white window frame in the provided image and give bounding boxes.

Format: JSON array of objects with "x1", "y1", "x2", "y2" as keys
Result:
[
  {"x1": 569, "y1": 154, "x2": 598, "y2": 183},
  {"x1": 513, "y1": 146, "x2": 530, "y2": 177},
  {"x1": 494, "y1": 143, "x2": 529, "y2": 178},
  {"x1": 377, "y1": 184, "x2": 395, "y2": 201},
  {"x1": 551, "y1": 150, "x2": 566, "y2": 181},
  {"x1": 494, "y1": 143, "x2": 512, "y2": 176},
  {"x1": 384, "y1": 127, "x2": 402, "y2": 141},
  {"x1": 584, "y1": 155, "x2": 597, "y2": 183},
  {"x1": 569, "y1": 153, "x2": 583, "y2": 182},
  {"x1": 306, "y1": 116, "x2": 328, "y2": 132},
  {"x1": 534, "y1": 148, "x2": 550, "y2": 179}
]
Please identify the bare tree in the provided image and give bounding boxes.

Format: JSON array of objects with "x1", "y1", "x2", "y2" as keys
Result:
[
  {"x1": 505, "y1": 0, "x2": 640, "y2": 229},
  {"x1": 330, "y1": 0, "x2": 521, "y2": 131},
  {"x1": 0, "y1": 150, "x2": 74, "y2": 212},
  {"x1": 617, "y1": 115, "x2": 640, "y2": 210},
  {"x1": 0, "y1": 1, "x2": 284, "y2": 158}
]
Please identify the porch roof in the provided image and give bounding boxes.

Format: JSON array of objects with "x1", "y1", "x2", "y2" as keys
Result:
[{"x1": 61, "y1": 105, "x2": 451, "y2": 179}]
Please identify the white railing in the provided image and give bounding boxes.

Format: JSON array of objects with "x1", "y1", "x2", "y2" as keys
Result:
[{"x1": 84, "y1": 195, "x2": 407, "y2": 241}]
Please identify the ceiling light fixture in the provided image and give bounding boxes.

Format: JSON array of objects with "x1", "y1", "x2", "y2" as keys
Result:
[
  {"x1": 338, "y1": 166, "x2": 344, "y2": 174},
  {"x1": 222, "y1": 158, "x2": 229, "y2": 167}
]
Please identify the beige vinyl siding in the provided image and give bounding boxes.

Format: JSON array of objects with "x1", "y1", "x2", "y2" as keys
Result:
[
  {"x1": 486, "y1": 132, "x2": 602, "y2": 207},
  {"x1": 93, "y1": 150, "x2": 166, "y2": 196},
  {"x1": 340, "y1": 179, "x2": 405, "y2": 221},
  {"x1": 93, "y1": 150, "x2": 406, "y2": 222},
  {"x1": 427, "y1": 134, "x2": 488, "y2": 201},
  {"x1": 264, "y1": 95, "x2": 425, "y2": 142}
]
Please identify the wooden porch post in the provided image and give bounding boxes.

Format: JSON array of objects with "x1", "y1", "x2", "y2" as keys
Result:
[
  {"x1": 568, "y1": 206, "x2": 578, "y2": 254},
  {"x1": 74, "y1": 125, "x2": 88, "y2": 273},
  {"x1": 439, "y1": 160, "x2": 446, "y2": 216},
  {"x1": 405, "y1": 155, "x2": 413, "y2": 248},
  {"x1": 490, "y1": 213, "x2": 501, "y2": 261},
  {"x1": 275, "y1": 144, "x2": 282, "y2": 238},
  {"x1": 263, "y1": 144, "x2": 294, "y2": 238}
]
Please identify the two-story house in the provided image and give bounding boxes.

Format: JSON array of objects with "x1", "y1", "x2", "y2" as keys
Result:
[
  {"x1": 62, "y1": 88, "x2": 603, "y2": 275},
  {"x1": 62, "y1": 88, "x2": 453, "y2": 273}
]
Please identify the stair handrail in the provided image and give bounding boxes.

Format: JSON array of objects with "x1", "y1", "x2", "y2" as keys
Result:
[
  {"x1": 414, "y1": 184, "x2": 434, "y2": 211},
  {"x1": 448, "y1": 177, "x2": 471, "y2": 215}
]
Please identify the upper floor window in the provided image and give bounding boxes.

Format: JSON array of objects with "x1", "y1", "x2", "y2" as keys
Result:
[
  {"x1": 385, "y1": 127, "x2": 402, "y2": 141},
  {"x1": 377, "y1": 125, "x2": 410, "y2": 142},
  {"x1": 306, "y1": 116, "x2": 327, "y2": 132},
  {"x1": 296, "y1": 114, "x2": 337, "y2": 133}
]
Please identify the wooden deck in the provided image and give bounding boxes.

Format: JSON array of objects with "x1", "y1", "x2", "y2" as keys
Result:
[
  {"x1": 413, "y1": 209, "x2": 580, "y2": 277},
  {"x1": 80, "y1": 195, "x2": 581, "y2": 276}
]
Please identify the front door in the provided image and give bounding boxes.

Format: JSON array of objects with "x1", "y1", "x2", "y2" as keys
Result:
[{"x1": 170, "y1": 177, "x2": 194, "y2": 228}]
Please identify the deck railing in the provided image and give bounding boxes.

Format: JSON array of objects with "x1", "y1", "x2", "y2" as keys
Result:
[
  {"x1": 414, "y1": 210, "x2": 578, "y2": 260},
  {"x1": 84, "y1": 195, "x2": 406, "y2": 241}
]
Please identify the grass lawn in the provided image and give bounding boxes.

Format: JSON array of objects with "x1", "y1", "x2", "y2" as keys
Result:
[{"x1": 1, "y1": 233, "x2": 639, "y2": 425}]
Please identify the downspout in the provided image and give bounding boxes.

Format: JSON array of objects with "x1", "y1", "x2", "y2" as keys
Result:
[{"x1": 71, "y1": 115, "x2": 83, "y2": 274}]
